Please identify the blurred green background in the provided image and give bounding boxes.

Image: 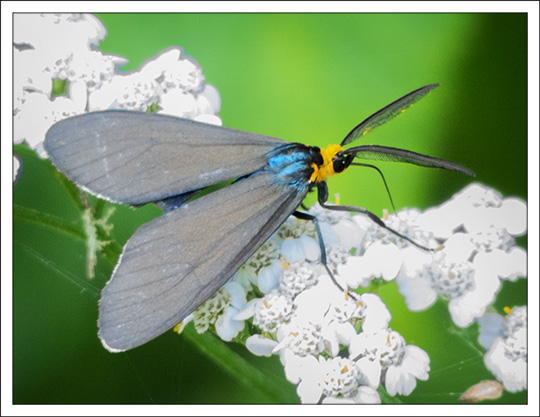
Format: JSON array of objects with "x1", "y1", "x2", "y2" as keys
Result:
[{"x1": 13, "y1": 13, "x2": 527, "y2": 404}]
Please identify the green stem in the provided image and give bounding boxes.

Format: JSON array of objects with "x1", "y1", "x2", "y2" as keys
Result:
[
  {"x1": 14, "y1": 204, "x2": 85, "y2": 240},
  {"x1": 13, "y1": 203, "x2": 122, "y2": 266}
]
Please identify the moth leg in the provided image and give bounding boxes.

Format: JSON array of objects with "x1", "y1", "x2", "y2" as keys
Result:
[
  {"x1": 316, "y1": 182, "x2": 434, "y2": 251},
  {"x1": 292, "y1": 210, "x2": 359, "y2": 301}
]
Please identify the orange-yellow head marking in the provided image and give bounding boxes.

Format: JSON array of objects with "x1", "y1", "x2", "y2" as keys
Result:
[{"x1": 310, "y1": 144, "x2": 343, "y2": 183}]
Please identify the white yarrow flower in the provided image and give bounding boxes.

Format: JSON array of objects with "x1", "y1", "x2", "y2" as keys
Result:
[
  {"x1": 481, "y1": 307, "x2": 527, "y2": 392},
  {"x1": 279, "y1": 349, "x2": 380, "y2": 404},
  {"x1": 14, "y1": 14, "x2": 221, "y2": 157},
  {"x1": 392, "y1": 184, "x2": 526, "y2": 327},
  {"x1": 252, "y1": 291, "x2": 294, "y2": 333},
  {"x1": 349, "y1": 328, "x2": 430, "y2": 395},
  {"x1": 215, "y1": 282, "x2": 248, "y2": 341},
  {"x1": 278, "y1": 261, "x2": 318, "y2": 299},
  {"x1": 245, "y1": 334, "x2": 279, "y2": 357},
  {"x1": 384, "y1": 345, "x2": 430, "y2": 396}
]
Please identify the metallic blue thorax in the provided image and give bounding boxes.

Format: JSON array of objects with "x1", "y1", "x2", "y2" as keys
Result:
[{"x1": 266, "y1": 144, "x2": 316, "y2": 189}]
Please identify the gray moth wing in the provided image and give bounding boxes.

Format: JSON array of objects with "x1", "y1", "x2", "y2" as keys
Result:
[
  {"x1": 98, "y1": 171, "x2": 308, "y2": 352},
  {"x1": 45, "y1": 111, "x2": 289, "y2": 205}
]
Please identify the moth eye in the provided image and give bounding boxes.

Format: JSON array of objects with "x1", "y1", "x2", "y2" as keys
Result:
[{"x1": 333, "y1": 158, "x2": 347, "y2": 173}]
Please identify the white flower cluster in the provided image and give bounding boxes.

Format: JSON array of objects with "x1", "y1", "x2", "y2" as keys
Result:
[
  {"x1": 235, "y1": 273, "x2": 428, "y2": 404},
  {"x1": 329, "y1": 183, "x2": 526, "y2": 328},
  {"x1": 390, "y1": 184, "x2": 527, "y2": 328},
  {"x1": 178, "y1": 287, "x2": 232, "y2": 334},
  {"x1": 13, "y1": 13, "x2": 221, "y2": 159},
  {"x1": 478, "y1": 306, "x2": 527, "y2": 392},
  {"x1": 178, "y1": 182, "x2": 526, "y2": 403}
]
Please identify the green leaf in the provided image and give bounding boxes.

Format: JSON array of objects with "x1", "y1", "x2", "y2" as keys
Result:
[{"x1": 181, "y1": 326, "x2": 298, "y2": 403}]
